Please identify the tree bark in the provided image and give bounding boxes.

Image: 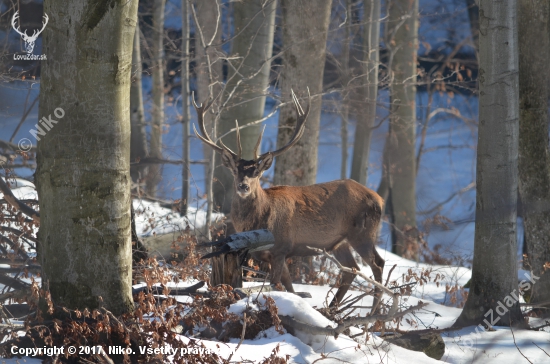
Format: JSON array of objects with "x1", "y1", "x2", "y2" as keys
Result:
[
  {"x1": 213, "y1": 0, "x2": 277, "y2": 214},
  {"x1": 455, "y1": 0, "x2": 523, "y2": 326},
  {"x1": 130, "y1": 25, "x2": 148, "y2": 187},
  {"x1": 36, "y1": 0, "x2": 137, "y2": 315},
  {"x1": 181, "y1": 0, "x2": 191, "y2": 216},
  {"x1": 518, "y1": 0, "x2": 550, "y2": 313},
  {"x1": 146, "y1": 0, "x2": 166, "y2": 197},
  {"x1": 350, "y1": 0, "x2": 381, "y2": 185},
  {"x1": 387, "y1": 0, "x2": 419, "y2": 258},
  {"x1": 273, "y1": 0, "x2": 331, "y2": 187}
]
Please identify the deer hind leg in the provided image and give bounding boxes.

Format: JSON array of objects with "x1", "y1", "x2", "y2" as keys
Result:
[
  {"x1": 329, "y1": 242, "x2": 360, "y2": 307},
  {"x1": 348, "y1": 238, "x2": 385, "y2": 313}
]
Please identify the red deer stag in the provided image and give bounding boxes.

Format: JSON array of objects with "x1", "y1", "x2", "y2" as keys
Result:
[{"x1": 193, "y1": 90, "x2": 385, "y2": 308}]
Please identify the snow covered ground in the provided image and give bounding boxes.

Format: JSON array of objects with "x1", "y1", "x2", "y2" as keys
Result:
[{"x1": 1, "y1": 181, "x2": 549, "y2": 363}]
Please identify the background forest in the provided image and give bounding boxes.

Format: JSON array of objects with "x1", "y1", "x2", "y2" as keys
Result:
[{"x1": 0, "y1": 0, "x2": 548, "y2": 363}]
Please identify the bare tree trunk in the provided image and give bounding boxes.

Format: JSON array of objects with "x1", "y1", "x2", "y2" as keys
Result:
[
  {"x1": 273, "y1": 0, "x2": 332, "y2": 186},
  {"x1": 146, "y1": 0, "x2": 166, "y2": 197},
  {"x1": 387, "y1": 0, "x2": 419, "y2": 259},
  {"x1": 36, "y1": 0, "x2": 137, "y2": 315},
  {"x1": 213, "y1": 0, "x2": 277, "y2": 214},
  {"x1": 181, "y1": 0, "x2": 191, "y2": 217},
  {"x1": 340, "y1": 0, "x2": 352, "y2": 180},
  {"x1": 518, "y1": 0, "x2": 550, "y2": 314},
  {"x1": 350, "y1": 0, "x2": 381, "y2": 185},
  {"x1": 193, "y1": 0, "x2": 222, "y2": 206},
  {"x1": 465, "y1": 0, "x2": 479, "y2": 56},
  {"x1": 455, "y1": 0, "x2": 523, "y2": 327},
  {"x1": 130, "y1": 25, "x2": 148, "y2": 188}
]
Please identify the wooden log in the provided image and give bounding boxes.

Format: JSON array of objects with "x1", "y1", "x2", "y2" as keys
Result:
[{"x1": 199, "y1": 229, "x2": 275, "y2": 259}]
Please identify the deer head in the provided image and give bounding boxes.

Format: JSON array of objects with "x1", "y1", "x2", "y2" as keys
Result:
[
  {"x1": 193, "y1": 89, "x2": 311, "y2": 198},
  {"x1": 12, "y1": 11, "x2": 48, "y2": 54}
]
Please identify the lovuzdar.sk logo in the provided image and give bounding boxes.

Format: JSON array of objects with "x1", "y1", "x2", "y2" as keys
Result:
[{"x1": 12, "y1": 10, "x2": 48, "y2": 61}]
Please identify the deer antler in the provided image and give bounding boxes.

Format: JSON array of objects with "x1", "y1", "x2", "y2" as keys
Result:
[
  {"x1": 256, "y1": 87, "x2": 311, "y2": 161},
  {"x1": 192, "y1": 93, "x2": 240, "y2": 158},
  {"x1": 11, "y1": 11, "x2": 26, "y2": 37},
  {"x1": 31, "y1": 13, "x2": 49, "y2": 40}
]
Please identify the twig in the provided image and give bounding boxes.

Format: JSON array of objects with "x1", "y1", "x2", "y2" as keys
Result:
[
  {"x1": 10, "y1": 95, "x2": 39, "y2": 143},
  {"x1": 532, "y1": 342, "x2": 550, "y2": 357},
  {"x1": 384, "y1": 264, "x2": 397, "y2": 286},
  {"x1": 0, "y1": 177, "x2": 40, "y2": 223},
  {"x1": 308, "y1": 247, "x2": 395, "y2": 298},
  {"x1": 228, "y1": 312, "x2": 247, "y2": 362},
  {"x1": 510, "y1": 326, "x2": 533, "y2": 364}
]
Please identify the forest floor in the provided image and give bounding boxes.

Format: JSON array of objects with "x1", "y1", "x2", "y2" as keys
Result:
[{"x1": 1, "y1": 180, "x2": 549, "y2": 363}]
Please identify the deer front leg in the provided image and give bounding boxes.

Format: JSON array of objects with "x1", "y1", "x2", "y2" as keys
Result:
[{"x1": 270, "y1": 255, "x2": 295, "y2": 293}]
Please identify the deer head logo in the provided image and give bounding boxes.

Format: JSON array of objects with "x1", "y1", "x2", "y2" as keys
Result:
[{"x1": 11, "y1": 11, "x2": 48, "y2": 54}]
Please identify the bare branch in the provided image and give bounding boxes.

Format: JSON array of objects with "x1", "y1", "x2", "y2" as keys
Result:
[{"x1": 0, "y1": 177, "x2": 40, "y2": 223}]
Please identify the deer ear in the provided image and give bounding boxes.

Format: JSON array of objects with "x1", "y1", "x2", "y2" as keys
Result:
[
  {"x1": 256, "y1": 153, "x2": 274, "y2": 174},
  {"x1": 221, "y1": 149, "x2": 238, "y2": 174}
]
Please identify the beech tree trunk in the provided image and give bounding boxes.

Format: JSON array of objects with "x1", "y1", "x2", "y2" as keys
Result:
[
  {"x1": 387, "y1": 0, "x2": 419, "y2": 258},
  {"x1": 350, "y1": 0, "x2": 381, "y2": 185},
  {"x1": 146, "y1": 0, "x2": 166, "y2": 197},
  {"x1": 518, "y1": 0, "x2": 550, "y2": 313},
  {"x1": 130, "y1": 25, "x2": 148, "y2": 187},
  {"x1": 273, "y1": 0, "x2": 332, "y2": 187},
  {"x1": 455, "y1": 0, "x2": 523, "y2": 326},
  {"x1": 213, "y1": 0, "x2": 277, "y2": 214},
  {"x1": 36, "y1": 0, "x2": 137, "y2": 315}
]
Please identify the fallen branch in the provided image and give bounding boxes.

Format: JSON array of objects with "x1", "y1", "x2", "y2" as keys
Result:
[
  {"x1": 0, "y1": 273, "x2": 31, "y2": 291},
  {"x1": 0, "y1": 178, "x2": 40, "y2": 224},
  {"x1": 131, "y1": 281, "x2": 206, "y2": 296},
  {"x1": 280, "y1": 301, "x2": 428, "y2": 338},
  {"x1": 234, "y1": 284, "x2": 312, "y2": 299}
]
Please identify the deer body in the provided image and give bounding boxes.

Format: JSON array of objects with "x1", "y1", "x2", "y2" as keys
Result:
[
  {"x1": 194, "y1": 91, "x2": 385, "y2": 308},
  {"x1": 231, "y1": 179, "x2": 384, "y2": 305}
]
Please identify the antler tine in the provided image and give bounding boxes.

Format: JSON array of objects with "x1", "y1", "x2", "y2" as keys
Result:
[
  {"x1": 191, "y1": 92, "x2": 223, "y2": 154},
  {"x1": 11, "y1": 11, "x2": 25, "y2": 36},
  {"x1": 258, "y1": 88, "x2": 311, "y2": 160},
  {"x1": 253, "y1": 125, "x2": 266, "y2": 160},
  {"x1": 235, "y1": 120, "x2": 242, "y2": 160}
]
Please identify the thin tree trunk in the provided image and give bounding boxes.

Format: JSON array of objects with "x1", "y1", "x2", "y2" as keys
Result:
[
  {"x1": 146, "y1": 0, "x2": 166, "y2": 197},
  {"x1": 455, "y1": 0, "x2": 523, "y2": 327},
  {"x1": 273, "y1": 0, "x2": 332, "y2": 187},
  {"x1": 130, "y1": 25, "x2": 148, "y2": 188},
  {"x1": 465, "y1": 0, "x2": 479, "y2": 56},
  {"x1": 181, "y1": 0, "x2": 191, "y2": 217},
  {"x1": 36, "y1": 0, "x2": 137, "y2": 315},
  {"x1": 350, "y1": 0, "x2": 381, "y2": 185},
  {"x1": 213, "y1": 0, "x2": 277, "y2": 214},
  {"x1": 193, "y1": 0, "x2": 222, "y2": 208},
  {"x1": 518, "y1": 0, "x2": 550, "y2": 314},
  {"x1": 387, "y1": 0, "x2": 419, "y2": 259},
  {"x1": 340, "y1": 0, "x2": 352, "y2": 180}
]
